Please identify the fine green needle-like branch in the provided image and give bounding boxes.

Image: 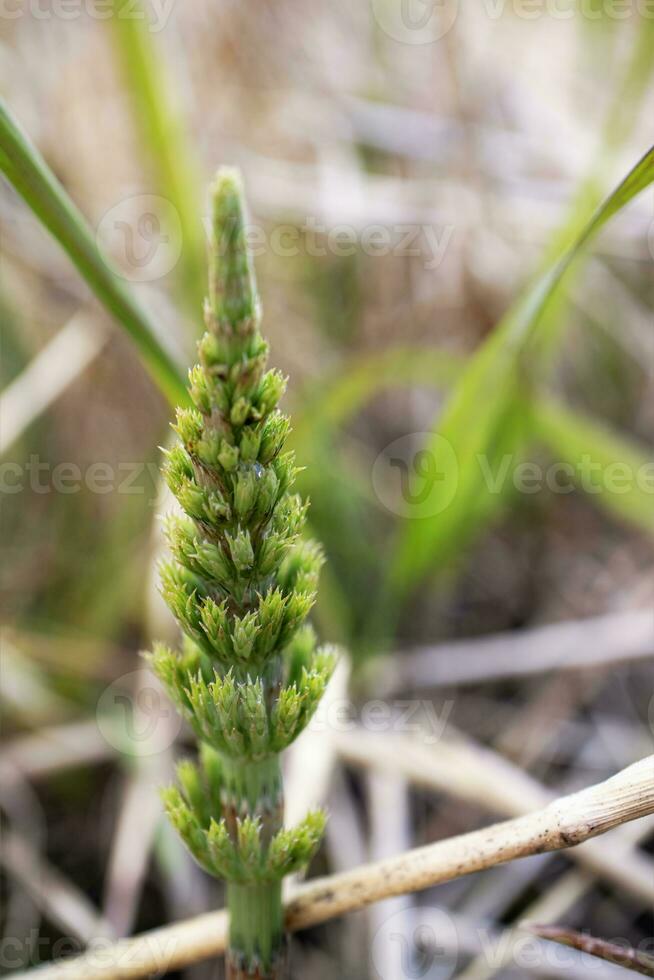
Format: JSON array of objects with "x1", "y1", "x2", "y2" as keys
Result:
[{"x1": 148, "y1": 168, "x2": 338, "y2": 979}]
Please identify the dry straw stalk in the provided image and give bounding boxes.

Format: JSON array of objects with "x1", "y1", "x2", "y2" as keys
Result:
[{"x1": 18, "y1": 754, "x2": 654, "y2": 980}]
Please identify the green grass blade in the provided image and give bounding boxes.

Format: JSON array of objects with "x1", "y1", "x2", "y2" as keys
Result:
[
  {"x1": 294, "y1": 342, "x2": 653, "y2": 538},
  {"x1": 0, "y1": 98, "x2": 190, "y2": 408},
  {"x1": 107, "y1": 0, "x2": 206, "y2": 321},
  {"x1": 532, "y1": 399, "x2": 654, "y2": 534},
  {"x1": 391, "y1": 144, "x2": 654, "y2": 595},
  {"x1": 291, "y1": 346, "x2": 461, "y2": 453},
  {"x1": 540, "y1": 21, "x2": 654, "y2": 273}
]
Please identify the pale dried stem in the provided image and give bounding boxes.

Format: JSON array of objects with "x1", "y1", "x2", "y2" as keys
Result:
[
  {"x1": 1, "y1": 720, "x2": 112, "y2": 780},
  {"x1": 371, "y1": 609, "x2": 653, "y2": 694},
  {"x1": 332, "y1": 728, "x2": 654, "y2": 904},
  {"x1": 1, "y1": 831, "x2": 113, "y2": 944},
  {"x1": 523, "y1": 923, "x2": 654, "y2": 977},
  {"x1": 16, "y1": 755, "x2": 654, "y2": 980},
  {"x1": 0, "y1": 312, "x2": 107, "y2": 457}
]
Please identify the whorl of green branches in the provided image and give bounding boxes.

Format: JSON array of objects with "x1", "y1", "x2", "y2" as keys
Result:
[{"x1": 149, "y1": 169, "x2": 337, "y2": 974}]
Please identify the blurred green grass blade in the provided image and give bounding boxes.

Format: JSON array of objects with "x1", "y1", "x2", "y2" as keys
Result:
[
  {"x1": 291, "y1": 346, "x2": 461, "y2": 650},
  {"x1": 107, "y1": 0, "x2": 206, "y2": 321},
  {"x1": 294, "y1": 341, "x2": 652, "y2": 542},
  {"x1": 436, "y1": 27, "x2": 654, "y2": 569},
  {"x1": 0, "y1": 98, "x2": 190, "y2": 408},
  {"x1": 514, "y1": 25, "x2": 654, "y2": 378},
  {"x1": 576, "y1": 143, "x2": 654, "y2": 237},
  {"x1": 540, "y1": 21, "x2": 654, "y2": 272},
  {"x1": 532, "y1": 399, "x2": 654, "y2": 534},
  {"x1": 391, "y1": 144, "x2": 654, "y2": 594},
  {"x1": 600, "y1": 20, "x2": 654, "y2": 161},
  {"x1": 291, "y1": 346, "x2": 461, "y2": 452}
]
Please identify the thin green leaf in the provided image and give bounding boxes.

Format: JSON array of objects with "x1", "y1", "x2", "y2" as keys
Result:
[
  {"x1": 295, "y1": 342, "x2": 653, "y2": 546},
  {"x1": 539, "y1": 20, "x2": 654, "y2": 275},
  {"x1": 291, "y1": 346, "x2": 461, "y2": 451},
  {"x1": 391, "y1": 144, "x2": 654, "y2": 594},
  {"x1": 0, "y1": 97, "x2": 190, "y2": 408},
  {"x1": 386, "y1": 31, "x2": 654, "y2": 600},
  {"x1": 107, "y1": 0, "x2": 206, "y2": 320},
  {"x1": 532, "y1": 398, "x2": 654, "y2": 534}
]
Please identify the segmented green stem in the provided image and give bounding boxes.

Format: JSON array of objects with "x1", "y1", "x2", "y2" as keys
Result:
[
  {"x1": 224, "y1": 756, "x2": 284, "y2": 979},
  {"x1": 227, "y1": 882, "x2": 285, "y2": 979}
]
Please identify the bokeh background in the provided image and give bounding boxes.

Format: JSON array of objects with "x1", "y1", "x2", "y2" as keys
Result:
[{"x1": 1, "y1": 2, "x2": 653, "y2": 978}]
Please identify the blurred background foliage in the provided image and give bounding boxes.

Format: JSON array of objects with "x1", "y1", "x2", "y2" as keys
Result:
[
  {"x1": 3, "y1": 0, "x2": 652, "y2": 653},
  {"x1": 1, "y1": 1, "x2": 653, "y2": 975}
]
